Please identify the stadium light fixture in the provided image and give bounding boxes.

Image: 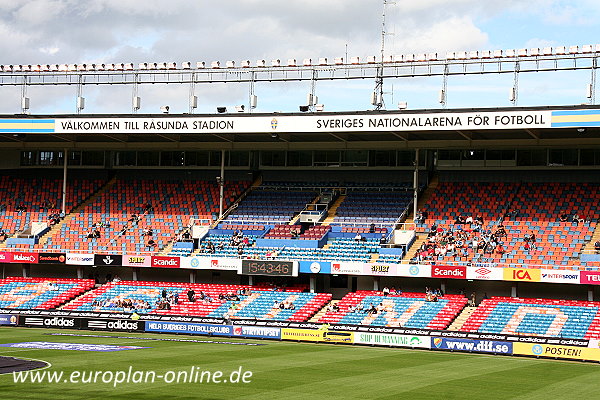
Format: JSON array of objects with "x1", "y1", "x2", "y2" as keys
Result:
[
  {"x1": 21, "y1": 97, "x2": 30, "y2": 112},
  {"x1": 270, "y1": 132, "x2": 279, "y2": 139},
  {"x1": 299, "y1": 105, "x2": 309, "y2": 112},
  {"x1": 315, "y1": 104, "x2": 324, "y2": 112},
  {"x1": 397, "y1": 102, "x2": 408, "y2": 110},
  {"x1": 132, "y1": 96, "x2": 141, "y2": 111},
  {"x1": 217, "y1": 107, "x2": 227, "y2": 113},
  {"x1": 250, "y1": 95, "x2": 257, "y2": 109},
  {"x1": 77, "y1": 96, "x2": 85, "y2": 112},
  {"x1": 235, "y1": 105, "x2": 245, "y2": 112},
  {"x1": 577, "y1": 128, "x2": 587, "y2": 134},
  {"x1": 160, "y1": 105, "x2": 170, "y2": 114}
]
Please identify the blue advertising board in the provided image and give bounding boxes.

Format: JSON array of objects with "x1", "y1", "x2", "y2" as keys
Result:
[
  {"x1": 145, "y1": 321, "x2": 233, "y2": 336},
  {"x1": 432, "y1": 337, "x2": 513, "y2": 354}
]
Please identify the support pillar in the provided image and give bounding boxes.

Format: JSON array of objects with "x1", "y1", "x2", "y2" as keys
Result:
[
  {"x1": 373, "y1": 276, "x2": 380, "y2": 291},
  {"x1": 511, "y1": 284, "x2": 517, "y2": 297},
  {"x1": 310, "y1": 275, "x2": 316, "y2": 293}
]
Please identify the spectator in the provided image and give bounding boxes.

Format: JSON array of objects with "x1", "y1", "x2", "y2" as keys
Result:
[
  {"x1": 187, "y1": 288, "x2": 195, "y2": 302},
  {"x1": 559, "y1": 213, "x2": 569, "y2": 222},
  {"x1": 369, "y1": 223, "x2": 376, "y2": 233},
  {"x1": 354, "y1": 233, "x2": 362, "y2": 242},
  {"x1": 147, "y1": 239, "x2": 157, "y2": 249}
]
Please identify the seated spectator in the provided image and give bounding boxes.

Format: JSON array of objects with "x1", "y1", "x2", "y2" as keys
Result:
[
  {"x1": 455, "y1": 215, "x2": 466, "y2": 224},
  {"x1": 147, "y1": 239, "x2": 156, "y2": 249},
  {"x1": 595, "y1": 241, "x2": 600, "y2": 253},
  {"x1": 354, "y1": 233, "x2": 362, "y2": 242},
  {"x1": 187, "y1": 289, "x2": 195, "y2": 302},
  {"x1": 559, "y1": 213, "x2": 569, "y2": 222},
  {"x1": 379, "y1": 234, "x2": 387, "y2": 245},
  {"x1": 572, "y1": 213, "x2": 581, "y2": 225},
  {"x1": 369, "y1": 223, "x2": 376, "y2": 233},
  {"x1": 143, "y1": 227, "x2": 153, "y2": 237}
]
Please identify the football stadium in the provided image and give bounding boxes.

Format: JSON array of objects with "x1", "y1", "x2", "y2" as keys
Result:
[{"x1": 3, "y1": 3, "x2": 600, "y2": 399}]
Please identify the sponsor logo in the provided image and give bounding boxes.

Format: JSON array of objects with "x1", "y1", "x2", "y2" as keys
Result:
[
  {"x1": 475, "y1": 267, "x2": 490, "y2": 275},
  {"x1": 94, "y1": 254, "x2": 123, "y2": 266},
  {"x1": 371, "y1": 265, "x2": 390, "y2": 273},
  {"x1": 145, "y1": 321, "x2": 233, "y2": 335},
  {"x1": 128, "y1": 257, "x2": 146, "y2": 264},
  {"x1": 433, "y1": 337, "x2": 512, "y2": 354},
  {"x1": 66, "y1": 253, "x2": 94, "y2": 265},
  {"x1": 190, "y1": 257, "x2": 200, "y2": 268},
  {"x1": 0, "y1": 314, "x2": 17, "y2": 325},
  {"x1": 12, "y1": 253, "x2": 38, "y2": 263},
  {"x1": 310, "y1": 262, "x2": 321, "y2": 273},
  {"x1": 355, "y1": 333, "x2": 430, "y2": 348},
  {"x1": 409, "y1": 265, "x2": 420, "y2": 276},
  {"x1": 532, "y1": 344, "x2": 544, "y2": 355},
  {"x1": 211, "y1": 259, "x2": 219, "y2": 268},
  {"x1": 503, "y1": 268, "x2": 541, "y2": 282},
  {"x1": 0, "y1": 342, "x2": 148, "y2": 352},
  {"x1": 38, "y1": 253, "x2": 66, "y2": 264},
  {"x1": 580, "y1": 272, "x2": 600, "y2": 285},
  {"x1": 0, "y1": 252, "x2": 12, "y2": 262},
  {"x1": 271, "y1": 118, "x2": 278, "y2": 130},
  {"x1": 25, "y1": 317, "x2": 75, "y2": 327},
  {"x1": 87, "y1": 320, "x2": 139, "y2": 331},
  {"x1": 151, "y1": 256, "x2": 180, "y2": 268},
  {"x1": 233, "y1": 326, "x2": 281, "y2": 338},
  {"x1": 432, "y1": 265, "x2": 466, "y2": 279}
]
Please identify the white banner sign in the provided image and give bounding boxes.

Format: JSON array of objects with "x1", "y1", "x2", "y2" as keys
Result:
[
  {"x1": 540, "y1": 269, "x2": 580, "y2": 284},
  {"x1": 65, "y1": 253, "x2": 94, "y2": 266},
  {"x1": 466, "y1": 265, "x2": 504, "y2": 281},
  {"x1": 180, "y1": 256, "x2": 241, "y2": 271},
  {"x1": 52, "y1": 110, "x2": 551, "y2": 135}
]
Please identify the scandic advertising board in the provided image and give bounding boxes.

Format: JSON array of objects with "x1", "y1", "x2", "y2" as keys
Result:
[
  {"x1": 431, "y1": 265, "x2": 466, "y2": 279},
  {"x1": 151, "y1": 256, "x2": 180, "y2": 268}
]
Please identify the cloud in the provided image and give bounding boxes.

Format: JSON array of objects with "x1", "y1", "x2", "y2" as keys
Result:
[{"x1": 0, "y1": 0, "x2": 595, "y2": 113}]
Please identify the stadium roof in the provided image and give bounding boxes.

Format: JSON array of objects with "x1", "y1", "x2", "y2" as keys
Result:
[{"x1": 1, "y1": 104, "x2": 600, "y2": 150}]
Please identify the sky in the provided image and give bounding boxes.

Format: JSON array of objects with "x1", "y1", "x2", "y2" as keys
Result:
[{"x1": 0, "y1": 0, "x2": 598, "y2": 115}]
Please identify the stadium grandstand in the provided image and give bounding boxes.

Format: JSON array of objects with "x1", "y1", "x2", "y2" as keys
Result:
[{"x1": 2, "y1": 45, "x2": 600, "y2": 361}]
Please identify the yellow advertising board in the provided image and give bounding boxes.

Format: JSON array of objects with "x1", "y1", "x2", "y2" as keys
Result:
[
  {"x1": 513, "y1": 342, "x2": 600, "y2": 362},
  {"x1": 281, "y1": 328, "x2": 353, "y2": 343},
  {"x1": 503, "y1": 268, "x2": 541, "y2": 282}
]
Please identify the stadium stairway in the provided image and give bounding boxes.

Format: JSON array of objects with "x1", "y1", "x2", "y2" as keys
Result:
[
  {"x1": 447, "y1": 306, "x2": 476, "y2": 331},
  {"x1": 582, "y1": 223, "x2": 600, "y2": 255},
  {"x1": 308, "y1": 299, "x2": 339, "y2": 322},
  {"x1": 400, "y1": 235, "x2": 427, "y2": 263},
  {"x1": 406, "y1": 173, "x2": 438, "y2": 223},
  {"x1": 289, "y1": 194, "x2": 322, "y2": 225},
  {"x1": 322, "y1": 195, "x2": 346, "y2": 225},
  {"x1": 36, "y1": 176, "x2": 117, "y2": 249}
]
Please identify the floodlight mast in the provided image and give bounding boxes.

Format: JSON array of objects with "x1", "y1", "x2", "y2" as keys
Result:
[{"x1": 374, "y1": 0, "x2": 393, "y2": 110}]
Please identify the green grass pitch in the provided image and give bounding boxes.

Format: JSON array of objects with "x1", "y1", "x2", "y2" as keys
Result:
[{"x1": 1, "y1": 327, "x2": 599, "y2": 399}]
